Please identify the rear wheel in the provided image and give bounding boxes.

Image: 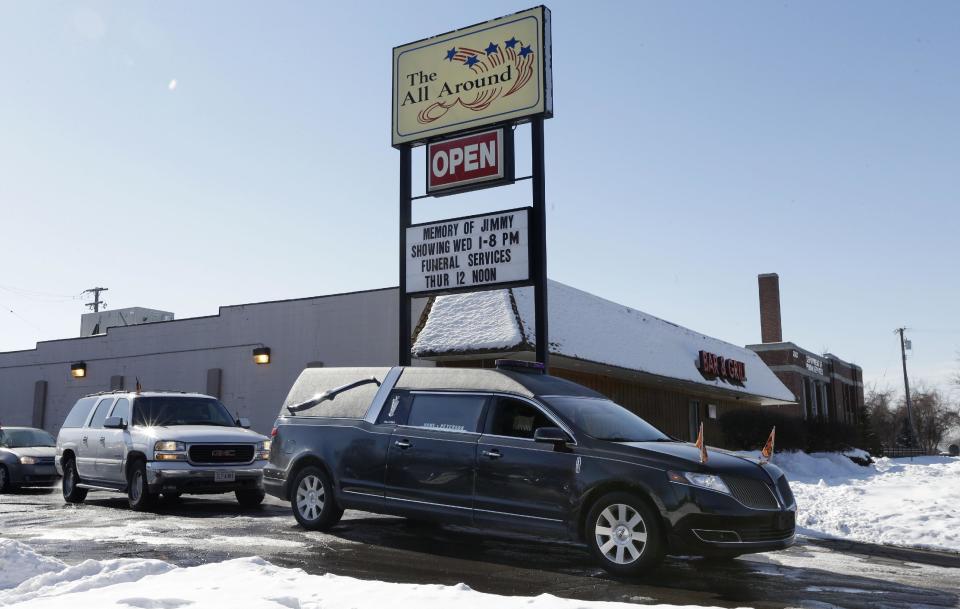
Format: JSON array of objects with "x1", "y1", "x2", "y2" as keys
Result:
[
  {"x1": 236, "y1": 488, "x2": 265, "y2": 508},
  {"x1": 0, "y1": 465, "x2": 10, "y2": 493},
  {"x1": 586, "y1": 492, "x2": 664, "y2": 577},
  {"x1": 291, "y1": 466, "x2": 342, "y2": 531},
  {"x1": 61, "y1": 458, "x2": 88, "y2": 504},
  {"x1": 127, "y1": 460, "x2": 157, "y2": 511}
]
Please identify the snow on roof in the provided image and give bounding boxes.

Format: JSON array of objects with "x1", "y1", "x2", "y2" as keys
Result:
[{"x1": 413, "y1": 280, "x2": 796, "y2": 403}]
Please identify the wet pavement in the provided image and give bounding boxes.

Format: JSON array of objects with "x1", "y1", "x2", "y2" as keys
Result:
[{"x1": 2, "y1": 487, "x2": 958, "y2": 608}]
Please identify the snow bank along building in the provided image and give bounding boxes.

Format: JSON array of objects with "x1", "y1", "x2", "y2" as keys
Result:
[
  {"x1": 0, "y1": 282, "x2": 798, "y2": 444},
  {"x1": 746, "y1": 274, "x2": 864, "y2": 425},
  {"x1": 412, "y1": 280, "x2": 796, "y2": 442}
]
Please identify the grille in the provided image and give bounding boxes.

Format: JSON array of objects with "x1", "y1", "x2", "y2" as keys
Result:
[
  {"x1": 738, "y1": 526, "x2": 795, "y2": 542},
  {"x1": 723, "y1": 476, "x2": 780, "y2": 510},
  {"x1": 776, "y1": 475, "x2": 795, "y2": 507},
  {"x1": 33, "y1": 456, "x2": 56, "y2": 465},
  {"x1": 188, "y1": 444, "x2": 254, "y2": 464}
]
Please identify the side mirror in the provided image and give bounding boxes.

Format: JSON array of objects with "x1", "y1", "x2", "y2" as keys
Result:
[
  {"x1": 534, "y1": 426, "x2": 570, "y2": 445},
  {"x1": 237, "y1": 417, "x2": 252, "y2": 429},
  {"x1": 103, "y1": 416, "x2": 126, "y2": 430}
]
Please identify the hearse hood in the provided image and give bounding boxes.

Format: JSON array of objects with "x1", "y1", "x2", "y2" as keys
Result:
[{"x1": 616, "y1": 441, "x2": 771, "y2": 478}]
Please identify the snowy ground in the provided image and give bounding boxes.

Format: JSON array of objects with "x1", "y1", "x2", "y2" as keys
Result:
[
  {"x1": 751, "y1": 452, "x2": 960, "y2": 552},
  {"x1": 0, "y1": 538, "x2": 738, "y2": 609}
]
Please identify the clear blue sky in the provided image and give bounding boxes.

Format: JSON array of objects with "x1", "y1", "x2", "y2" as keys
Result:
[{"x1": 1, "y1": 1, "x2": 957, "y2": 396}]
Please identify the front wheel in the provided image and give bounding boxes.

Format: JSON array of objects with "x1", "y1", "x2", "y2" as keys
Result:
[
  {"x1": 61, "y1": 458, "x2": 88, "y2": 503},
  {"x1": 127, "y1": 460, "x2": 157, "y2": 511},
  {"x1": 586, "y1": 492, "x2": 664, "y2": 577},
  {"x1": 290, "y1": 466, "x2": 342, "y2": 531}
]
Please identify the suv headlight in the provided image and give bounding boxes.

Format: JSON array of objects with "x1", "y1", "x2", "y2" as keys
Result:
[
  {"x1": 154, "y1": 440, "x2": 187, "y2": 461},
  {"x1": 256, "y1": 440, "x2": 271, "y2": 461},
  {"x1": 668, "y1": 471, "x2": 731, "y2": 494},
  {"x1": 19, "y1": 456, "x2": 37, "y2": 465}
]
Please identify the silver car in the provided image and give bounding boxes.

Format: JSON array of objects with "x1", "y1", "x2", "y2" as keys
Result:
[
  {"x1": 0, "y1": 427, "x2": 60, "y2": 492},
  {"x1": 55, "y1": 391, "x2": 270, "y2": 510}
]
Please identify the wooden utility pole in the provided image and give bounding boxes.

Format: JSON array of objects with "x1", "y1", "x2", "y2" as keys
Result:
[
  {"x1": 82, "y1": 287, "x2": 108, "y2": 312},
  {"x1": 896, "y1": 327, "x2": 917, "y2": 448}
]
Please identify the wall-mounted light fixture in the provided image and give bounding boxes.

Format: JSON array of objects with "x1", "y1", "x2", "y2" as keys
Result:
[
  {"x1": 253, "y1": 347, "x2": 271, "y2": 365},
  {"x1": 70, "y1": 362, "x2": 87, "y2": 379}
]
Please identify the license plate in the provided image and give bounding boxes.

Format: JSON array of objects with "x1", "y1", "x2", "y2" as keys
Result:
[{"x1": 214, "y1": 471, "x2": 236, "y2": 483}]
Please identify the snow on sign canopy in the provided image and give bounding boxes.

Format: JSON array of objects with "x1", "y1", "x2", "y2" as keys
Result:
[{"x1": 413, "y1": 280, "x2": 796, "y2": 404}]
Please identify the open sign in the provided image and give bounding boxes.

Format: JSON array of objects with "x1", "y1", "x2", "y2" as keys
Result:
[{"x1": 426, "y1": 128, "x2": 514, "y2": 195}]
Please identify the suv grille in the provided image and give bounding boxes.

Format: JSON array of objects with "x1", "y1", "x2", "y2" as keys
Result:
[
  {"x1": 723, "y1": 476, "x2": 780, "y2": 510},
  {"x1": 776, "y1": 475, "x2": 795, "y2": 507},
  {"x1": 189, "y1": 444, "x2": 254, "y2": 464}
]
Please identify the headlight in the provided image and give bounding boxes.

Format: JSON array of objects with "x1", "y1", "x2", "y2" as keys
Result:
[
  {"x1": 154, "y1": 441, "x2": 185, "y2": 452},
  {"x1": 668, "y1": 470, "x2": 731, "y2": 494},
  {"x1": 19, "y1": 456, "x2": 37, "y2": 465},
  {"x1": 256, "y1": 440, "x2": 271, "y2": 461}
]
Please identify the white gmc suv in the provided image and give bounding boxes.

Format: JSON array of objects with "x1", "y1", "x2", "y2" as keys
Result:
[{"x1": 55, "y1": 391, "x2": 269, "y2": 510}]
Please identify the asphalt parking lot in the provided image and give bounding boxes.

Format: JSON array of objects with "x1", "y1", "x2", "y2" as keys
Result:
[{"x1": 2, "y1": 488, "x2": 958, "y2": 609}]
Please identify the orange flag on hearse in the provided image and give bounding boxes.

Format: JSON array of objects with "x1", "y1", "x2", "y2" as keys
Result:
[
  {"x1": 761, "y1": 426, "x2": 776, "y2": 463},
  {"x1": 694, "y1": 422, "x2": 708, "y2": 464}
]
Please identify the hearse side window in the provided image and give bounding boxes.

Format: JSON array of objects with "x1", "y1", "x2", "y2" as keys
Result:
[
  {"x1": 376, "y1": 392, "x2": 411, "y2": 425},
  {"x1": 62, "y1": 397, "x2": 97, "y2": 428},
  {"x1": 405, "y1": 394, "x2": 487, "y2": 433},
  {"x1": 88, "y1": 398, "x2": 115, "y2": 428},
  {"x1": 485, "y1": 397, "x2": 553, "y2": 439}
]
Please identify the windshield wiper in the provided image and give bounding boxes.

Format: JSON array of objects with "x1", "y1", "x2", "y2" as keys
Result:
[{"x1": 287, "y1": 377, "x2": 381, "y2": 415}]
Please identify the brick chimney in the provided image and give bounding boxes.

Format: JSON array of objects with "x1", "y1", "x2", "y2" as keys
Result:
[{"x1": 758, "y1": 273, "x2": 783, "y2": 343}]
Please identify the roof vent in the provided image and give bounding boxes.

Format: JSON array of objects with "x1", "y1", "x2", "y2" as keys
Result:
[{"x1": 495, "y1": 359, "x2": 545, "y2": 374}]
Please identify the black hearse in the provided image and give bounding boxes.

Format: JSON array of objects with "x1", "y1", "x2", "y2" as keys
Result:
[{"x1": 264, "y1": 362, "x2": 795, "y2": 575}]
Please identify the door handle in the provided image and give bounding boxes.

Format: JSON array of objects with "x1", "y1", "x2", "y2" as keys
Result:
[
  {"x1": 99, "y1": 437, "x2": 106, "y2": 445},
  {"x1": 394, "y1": 439, "x2": 411, "y2": 449},
  {"x1": 481, "y1": 449, "x2": 502, "y2": 460},
  {"x1": 82, "y1": 436, "x2": 88, "y2": 444}
]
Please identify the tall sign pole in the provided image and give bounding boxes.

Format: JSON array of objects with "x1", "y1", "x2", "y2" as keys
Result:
[
  {"x1": 531, "y1": 117, "x2": 549, "y2": 368},
  {"x1": 399, "y1": 146, "x2": 413, "y2": 366},
  {"x1": 392, "y1": 6, "x2": 553, "y2": 369}
]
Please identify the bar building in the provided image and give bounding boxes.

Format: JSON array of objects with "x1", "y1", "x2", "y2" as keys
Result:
[
  {"x1": 412, "y1": 280, "x2": 796, "y2": 442},
  {"x1": 746, "y1": 273, "x2": 864, "y2": 425}
]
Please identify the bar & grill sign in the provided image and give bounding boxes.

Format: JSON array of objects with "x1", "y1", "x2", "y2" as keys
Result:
[{"x1": 406, "y1": 207, "x2": 530, "y2": 295}]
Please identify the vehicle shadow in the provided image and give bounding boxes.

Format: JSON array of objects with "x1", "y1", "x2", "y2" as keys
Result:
[
  {"x1": 303, "y1": 515, "x2": 959, "y2": 609},
  {"x1": 78, "y1": 492, "x2": 289, "y2": 519}
]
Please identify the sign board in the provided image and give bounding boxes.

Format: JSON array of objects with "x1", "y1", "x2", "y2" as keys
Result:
[
  {"x1": 804, "y1": 355, "x2": 824, "y2": 375},
  {"x1": 427, "y1": 127, "x2": 514, "y2": 195},
  {"x1": 392, "y1": 6, "x2": 552, "y2": 147},
  {"x1": 698, "y1": 350, "x2": 747, "y2": 383},
  {"x1": 406, "y1": 207, "x2": 530, "y2": 295}
]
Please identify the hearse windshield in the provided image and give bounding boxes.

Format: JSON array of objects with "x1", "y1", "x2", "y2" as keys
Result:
[
  {"x1": 132, "y1": 397, "x2": 237, "y2": 427},
  {"x1": 543, "y1": 397, "x2": 671, "y2": 443}
]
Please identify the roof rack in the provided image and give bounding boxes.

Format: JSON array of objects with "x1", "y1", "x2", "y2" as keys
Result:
[{"x1": 494, "y1": 359, "x2": 546, "y2": 374}]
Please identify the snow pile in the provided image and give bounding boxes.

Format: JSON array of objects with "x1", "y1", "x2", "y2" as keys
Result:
[
  {"x1": 414, "y1": 289, "x2": 524, "y2": 354},
  {"x1": 0, "y1": 540, "x2": 65, "y2": 589},
  {"x1": 414, "y1": 280, "x2": 794, "y2": 403},
  {"x1": 764, "y1": 452, "x2": 960, "y2": 552},
  {"x1": 0, "y1": 541, "x2": 747, "y2": 609}
]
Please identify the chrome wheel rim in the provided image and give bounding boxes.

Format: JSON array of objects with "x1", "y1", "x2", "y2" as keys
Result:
[
  {"x1": 595, "y1": 503, "x2": 647, "y2": 565},
  {"x1": 296, "y1": 475, "x2": 324, "y2": 521},
  {"x1": 131, "y1": 471, "x2": 143, "y2": 502}
]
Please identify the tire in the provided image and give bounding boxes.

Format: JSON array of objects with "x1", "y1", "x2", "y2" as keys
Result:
[
  {"x1": 61, "y1": 457, "x2": 88, "y2": 504},
  {"x1": 290, "y1": 466, "x2": 342, "y2": 531},
  {"x1": 0, "y1": 465, "x2": 11, "y2": 493},
  {"x1": 586, "y1": 491, "x2": 664, "y2": 576},
  {"x1": 236, "y1": 488, "x2": 265, "y2": 508},
  {"x1": 127, "y1": 460, "x2": 157, "y2": 511}
]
